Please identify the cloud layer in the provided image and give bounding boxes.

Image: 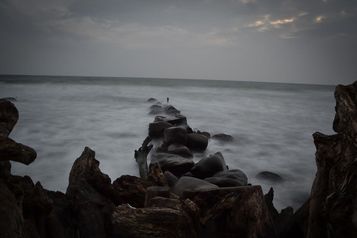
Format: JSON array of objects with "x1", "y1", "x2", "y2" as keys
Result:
[{"x1": 1, "y1": 0, "x2": 356, "y2": 84}]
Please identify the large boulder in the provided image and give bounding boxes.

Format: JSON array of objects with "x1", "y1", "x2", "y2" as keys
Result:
[
  {"x1": 112, "y1": 175, "x2": 153, "y2": 208},
  {"x1": 66, "y1": 147, "x2": 115, "y2": 238},
  {"x1": 211, "y1": 133, "x2": 234, "y2": 143},
  {"x1": 0, "y1": 99, "x2": 19, "y2": 137},
  {"x1": 111, "y1": 203, "x2": 198, "y2": 238},
  {"x1": 167, "y1": 144, "x2": 193, "y2": 158},
  {"x1": 155, "y1": 115, "x2": 188, "y2": 127},
  {"x1": 191, "y1": 152, "x2": 227, "y2": 179},
  {"x1": 150, "y1": 153, "x2": 194, "y2": 177},
  {"x1": 185, "y1": 186, "x2": 275, "y2": 238},
  {"x1": 304, "y1": 82, "x2": 357, "y2": 238},
  {"x1": 186, "y1": 133, "x2": 209, "y2": 152},
  {"x1": 163, "y1": 127, "x2": 188, "y2": 146},
  {"x1": 205, "y1": 169, "x2": 248, "y2": 187},
  {"x1": 149, "y1": 121, "x2": 173, "y2": 138},
  {"x1": 256, "y1": 171, "x2": 283, "y2": 183},
  {"x1": 173, "y1": 176, "x2": 218, "y2": 197},
  {"x1": 0, "y1": 137, "x2": 37, "y2": 165}
]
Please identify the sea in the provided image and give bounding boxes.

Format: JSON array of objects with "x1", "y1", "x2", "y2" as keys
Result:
[{"x1": 0, "y1": 75, "x2": 336, "y2": 210}]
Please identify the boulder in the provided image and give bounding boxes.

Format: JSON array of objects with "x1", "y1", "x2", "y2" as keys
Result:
[
  {"x1": 144, "y1": 186, "x2": 171, "y2": 207},
  {"x1": 0, "y1": 137, "x2": 37, "y2": 165},
  {"x1": 164, "y1": 171, "x2": 178, "y2": 187},
  {"x1": 0, "y1": 180, "x2": 24, "y2": 238},
  {"x1": 66, "y1": 147, "x2": 115, "y2": 238},
  {"x1": 155, "y1": 115, "x2": 188, "y2": 127},
  {"x1": 173, "y1": 176, "x2": 218, "y2": 197},
  {"x1": 150, "y1": 153, "x2": 194, "y2": 177},
  {"x1": 167, "y1": 144, "x2": 193, "y2": 158},
  {"x1": 211, "y1": 133, "x2": 234, "y2": 142},
  {"x1": 205, "y1": 169, "x2": 248, "y2": 187},
  {"x1": 111, "y1": 203, "x2": 198, "y2": 238},
  {"x1": 186, "y1": 133, "x2": 209, "y2": 152},
  {"x1": 0, "y1": 99, "x2": 19, "y2": 137},
  {"x1": 112, "y1": 175, "x2": 153, "y2": 208},
  {"x1": 149, "y1": 121, "x2": 173, "y2": 138},
  {"x1": 256, "y1": 171, "x2": 283, "y2": 183},
  {"x1": 149, "y1": 104, "x2": 164, "y2": 115},
  {"x1": 185, "y1": 186, "x2": 275, "y2": 238},
  {"x1": 191, "y1": 152, "x2": 227, "y2": 179},
  {"x1": 147, "y1": 98, "x2": 157, "y2": 103},
  {"x1": 163, "y1": 127, "x2": 188, "y2": 146}
]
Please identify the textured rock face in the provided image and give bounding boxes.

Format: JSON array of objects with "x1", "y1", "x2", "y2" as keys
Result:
[
  {"x1": 66, "y1": 147, "x2": 115, "y2": 238},
  {"x1": 111, "y1": 204, "x2": 198, "y2": 238},
  {"x1": 306, "y1": 82, "x2": 357, "y2": 238},
  {"x1": 191, "y1": 152, "x2": 227, "y2": 179},
  {"x1": 0, "y1": 99, "x2": 19, "y2": 137}
]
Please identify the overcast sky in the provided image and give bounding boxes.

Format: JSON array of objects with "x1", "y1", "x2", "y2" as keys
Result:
[{"x1": 0, "y1": 0, "x2": 356, "y2": 84}]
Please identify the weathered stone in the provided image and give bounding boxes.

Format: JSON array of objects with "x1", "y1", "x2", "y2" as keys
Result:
[
  {"x1": 144, "y1": 186, "x2": 170, "y2": 207},
  {"x1": 164, "y1": 171, "x2": 178, "y2": 187},
  {"x1": 191, "y1": 152, "x2": 227, "y2": 179},
  {"x1": 211, "y1": 133, "x2": 234, "y2": 142},
  {"x1": 0, "y1": 137, "x2": 37, "y2": 165},
  {"x1": 185, "y1": 186, "x2": 275, "y2": 238},
  {"x1": 155, "y1": 115, "x2": 188, "y2": 127},
  {"x1": 151, "y1": 153, "x2": 194, "y2": 177},
  {"x1": 167, "y1": 143, "x2": 193, "y2": 158},
  {"x1": 256, "y1": 171, "x2": 283, "y2": 183},
  {"x1": 111, "y1": 204, "x2": 198, "y2": 238},
  {"x1": 163, "y1": 127, "x2": 188, "y2": 146},
  {"x1": 205, "y1": 169, "x2": 248, "y2": 187},
  {"x1": 149, "y1": 121, "x2": 173, "y2": 138},
  {"x1": 186, "y1": 133, "x2": 209, "y2": 152},
  {"x1": 112, "y1": 175, "x2": 153, "y2": 208},
  {"x1": 66, "y1": 147, "x2": 115, "y2": 238},
  {"x1": 0, "y1": 99, "x2": 19, "y2": 137},
  {"x1": 173, "y1": 176, "x2": 218, "y2": 197},
  {"x1": 0, "y1": 180, "x2": 24, "y2": 238}
]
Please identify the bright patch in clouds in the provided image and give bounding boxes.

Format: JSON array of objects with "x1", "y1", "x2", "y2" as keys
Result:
[{"x1": 315, "y1": 15, "x2": 326, "y2": 23}]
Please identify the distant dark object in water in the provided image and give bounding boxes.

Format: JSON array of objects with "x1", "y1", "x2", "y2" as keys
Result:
[
  {"x1": 167, "y1": 97, "x2": 169, "y2": 103},
  {"x1": 147, "y1": 97, "x2": 157, "y2": 103},
  {"x1": 212, "y1": 133, "x2": 234, "y2": 142},
  {"x1": 256, "y1": 171, "x2": 283, "y2": 182}
]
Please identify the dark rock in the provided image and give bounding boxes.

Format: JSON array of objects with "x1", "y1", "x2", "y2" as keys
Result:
[
  {"x1": 164, "y1": 105, "x2": 180, "y2": 115},
  {"x1": 186, "y1": 133, "x2": 209, "y2": 152},
  {"x1": 173, "y1": 176, "x2": 218, "y2": 197},
  {"x1": 205, "y1": 169, "x2": 248, "y2": 187},
  {"x1": 0, "y1": 137, "x2": 37, "y2": 165},
  {"x1": 112, "y1": 175, "x2": 153, "y2": 208},
  {"x1": 211, "y1": 133, "x2": 234, "y2": 142},
  {"x1": 66, "y1": 147, "x2": 115, "y2": 238},
  {"x1": 0, "y1": 161, "x2": 11, "y2": 178},
  {"x1": 0, "y1": 180, "x2": 24, "y2": 238},
  {"x1": 163, "y1": 126, "x2": 188, "y2": 146},
  {"x1": 256, "y1": 171, "x2": 283, "y2": 183},
  {"x1": 185, "y1": 185, "x2": 275, "y2": 238},
  {"x1": 167, "y1": 143, "x2": 193, "y2": 158},
  {"x1": 147, "y1": 98, "x2": 157, "y2": 102},
  {"x1": 149, "y1": 104, "x2": 164, "y2": 115},
  {"x1": 149, "y1": 121, "x2": 173, "y2": 138},
  {"x1": 111, "y1": 203, "x2": 198, "y2": 238},
  {"x1": 191, "y1": 152, "x2": 227, "y2": 179},
  {"x1": 155, "y1": 115, "x2": 188, "y2": 127},
  {"x1": 0, "y1": 99, "x2": 19, "y2": 137},
  {"x1": 150, "y1": 153, "x2": 194, "y2": 177},
  {"x1": 196, "y1": 130, "x2": 211, "y2": 138},
  {"x1": 145, "y1": 186, "x2": 170, "y2": 207},
  {"x1": 164, "y1": 171, "x2": 178, "y2": 187}
]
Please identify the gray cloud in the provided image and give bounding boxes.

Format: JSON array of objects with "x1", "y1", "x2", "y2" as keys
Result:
[{"x1": 0, "y1": 0, "x2": 356, "y2": 84}]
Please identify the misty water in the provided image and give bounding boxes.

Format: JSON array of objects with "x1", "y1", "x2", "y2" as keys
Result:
[{"x1": 0, "y1": 76, "x2": 335, "y2": 210}]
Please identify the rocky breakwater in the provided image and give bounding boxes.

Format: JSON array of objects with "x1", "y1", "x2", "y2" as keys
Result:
[{"x1": 1, "y1": 81, "x2": 356, "y2": 238}]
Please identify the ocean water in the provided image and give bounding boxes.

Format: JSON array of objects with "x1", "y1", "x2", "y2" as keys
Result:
[{"x1": 0, "y1": 75, "x2": 335, "y2": 210}]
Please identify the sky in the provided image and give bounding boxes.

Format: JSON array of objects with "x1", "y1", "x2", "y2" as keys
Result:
[{"x1": 0, "y1": 0, "x2": 356, "y2": 85}]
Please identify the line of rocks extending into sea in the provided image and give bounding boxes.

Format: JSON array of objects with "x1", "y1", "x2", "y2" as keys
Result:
[{"x1": 0, "y1": 81, "x2": 356, "y2": 238}]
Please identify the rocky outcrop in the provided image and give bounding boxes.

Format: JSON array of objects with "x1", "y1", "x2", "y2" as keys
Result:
[
  {"x1": 190, "y1": 152, "x2": 227, "y2": 179},
  {"x1": 305, "y1": 82, "x2": 357, "y2": 238}
]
